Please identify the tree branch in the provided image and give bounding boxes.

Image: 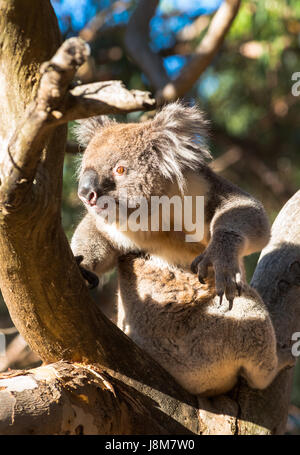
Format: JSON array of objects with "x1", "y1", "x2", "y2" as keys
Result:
[
  {"x1": 125, "y1": 0, "x2": 240, "y2": 102},
  {"x1": 159, "y1": 0, "x2": 241, "y2": 101},
  {"x1": 158, "y1": 15, "x2": 211, "y2": 58},
  {"x1": 64, "y1": 81, "x2": 155, "y2": 122},
  {"x1": 244, "y1": 190, "x2": 300, "y2": 434},
  {"x1": 0, "y1": 362, "x2": 177, "y2": 434},
  {"x1": 0, "y1": 37, "x2": 155, "y2": 214},
  {"x1": 79, "y1": 1, "x2": 129, "y2": 43},
  {"x1": 125, "y1": 0, "x2": 170, "y2": 91},
  {"x1": 251, "y1": 190, "x2": 300, "y2": 340}
]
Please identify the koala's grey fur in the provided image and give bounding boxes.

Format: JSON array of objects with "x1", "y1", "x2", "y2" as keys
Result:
[{"x1": 71, "y1": 102, "x2": 293, "y2": 396}]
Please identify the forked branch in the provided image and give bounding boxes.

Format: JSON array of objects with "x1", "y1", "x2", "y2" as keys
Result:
[
  {"x1": 0, "y1": 37, "x2": 155, "y2": 213},
  {"x1": 159, "y1": 0, "x2": 241, "y2": 101},
  {"x1": 125, "y1": 0, "x2": 241, "y2": 102}
]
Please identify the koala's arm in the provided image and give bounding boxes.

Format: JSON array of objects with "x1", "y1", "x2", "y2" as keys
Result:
[
  {"x1": 192, "y1": 173, "x2": 270, "y2": 303},
  {"x1": 71, "y1": 212, "x2": 119, "y2": 277}
]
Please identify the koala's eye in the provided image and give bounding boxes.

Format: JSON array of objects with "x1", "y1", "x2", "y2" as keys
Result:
[{"x1": 115, "y1": 166, "x2": 125, "y2": 175}]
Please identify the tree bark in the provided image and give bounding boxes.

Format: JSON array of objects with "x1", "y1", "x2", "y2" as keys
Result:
[
  {"x1": 0, "y1": 362, "x2": 180, "y2": 435},
  {"x1": 0, "y1": 0, "x2": 298, "y2": 435}
]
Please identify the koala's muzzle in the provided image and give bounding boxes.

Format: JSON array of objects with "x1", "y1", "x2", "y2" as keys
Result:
[{"x1": 78, "y1": 169, "x2": 102, "y2": 207}]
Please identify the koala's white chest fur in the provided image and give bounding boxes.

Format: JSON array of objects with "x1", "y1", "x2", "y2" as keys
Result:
[{"x1": 96, "y1": 172, "x2": 211, "y2": 267}]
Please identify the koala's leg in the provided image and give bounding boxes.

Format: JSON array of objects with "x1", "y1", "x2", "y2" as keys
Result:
[
  {"x1": 276, "y1": 344, "x2": 296, "y2": 370},
  {"x1": 240, "y1": 331, "x2": 295, "y2": 391}
]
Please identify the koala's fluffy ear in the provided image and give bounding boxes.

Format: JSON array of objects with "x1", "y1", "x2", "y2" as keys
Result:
[
  {"x1": 73, "y1": 116, "x2": 115, "y2": 148},
  {"x1": 150, "y1": 102, "x2": 211, "y2": 192}
]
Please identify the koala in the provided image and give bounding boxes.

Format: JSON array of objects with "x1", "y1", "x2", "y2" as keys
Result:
[{"x1": 71, "y1": 102, "x2": 294, "y2": 396}]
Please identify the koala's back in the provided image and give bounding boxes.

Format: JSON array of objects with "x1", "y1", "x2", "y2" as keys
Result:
[{"x1": 116, "y1": 253, "x2": 278, "y2": 396}]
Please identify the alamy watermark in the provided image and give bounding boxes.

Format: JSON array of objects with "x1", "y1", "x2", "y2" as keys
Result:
[
  {"x1": 291, "y1": 72, "x2": 300, "y2": 96},
  {"x1": 95, "y1": 191, "x2": 205, "y2": 243},
  {"x1": 292, "y1": 332, "x2": 300, "y2": 357}
]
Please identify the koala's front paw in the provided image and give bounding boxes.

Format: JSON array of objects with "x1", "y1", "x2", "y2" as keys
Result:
[
  {"x1": 75, "y1": 255, "x2": 99, "y2": 290},
  {"x1": 191, "y1": 252, "x2": 243, "y2": 306}
]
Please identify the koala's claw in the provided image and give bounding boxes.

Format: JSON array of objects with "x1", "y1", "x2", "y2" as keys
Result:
[
  {"x1": 216, "y1": 270, "x2": 242, "y2": 305},
  {"x1": 75, "y1": 255, "x2": 99, "y2": 290},
  {"x1": 191, "y1": 254, "x2": 209, "y2": 284},
  {"x1": 236, "y1": 282, "x2": 242, "y2": 297},
  {"x1": 218, "y1": 293, "x2": 224, "y2": 307},
  {"x1": 191, "y1": 253, "x2": 243, "y2": 307},
  {"x1": 81, "y1": 267, "x2": 99, "y2": 290},
  {"x1": 191, "y1": 254, "x2": 203, "y2": 275}
]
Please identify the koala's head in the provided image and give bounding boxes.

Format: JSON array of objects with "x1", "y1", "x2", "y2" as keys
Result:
[{"x1": 74, "y1": 102, "x2": 211, "y2": 218}]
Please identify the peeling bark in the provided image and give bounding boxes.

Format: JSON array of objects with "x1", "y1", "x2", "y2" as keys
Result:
[{"x1": 0, "y1": 362, "x2": 171, "y2": 435}]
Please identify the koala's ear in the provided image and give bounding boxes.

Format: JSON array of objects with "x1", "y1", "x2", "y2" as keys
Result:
[
  {"x1": 150, "y1": 101, "x2": 211, "y2": 192},
  {"x1": 152, "y1": 101, "x2": 210, "y2": 153},
  {"x1": 73, "y1": 116, "x2": 115, "y2": 147}
]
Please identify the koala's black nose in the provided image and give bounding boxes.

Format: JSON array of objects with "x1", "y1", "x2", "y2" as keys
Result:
[{"x1": 78, "y1": 169, "x2": 102, "y2": 207}]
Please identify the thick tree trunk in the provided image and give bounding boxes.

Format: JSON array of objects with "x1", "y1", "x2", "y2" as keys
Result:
[{"x1": 0, "y1": 0, "x2": 298, "y2": 435}]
